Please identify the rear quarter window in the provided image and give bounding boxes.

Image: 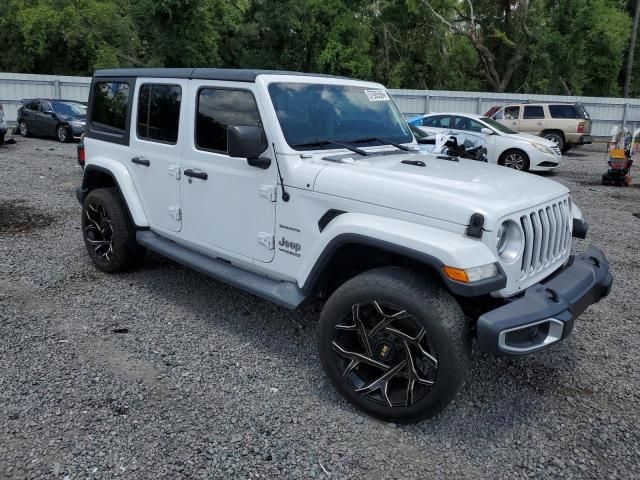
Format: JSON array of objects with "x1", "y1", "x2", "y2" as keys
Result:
[{"x1": 549, "y1": 105, "x2": 582, "y2": 119}]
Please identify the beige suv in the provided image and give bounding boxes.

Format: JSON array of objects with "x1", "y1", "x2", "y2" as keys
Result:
[{"x1": 488, "y1": 103, "x2": 592, "y2": 153}]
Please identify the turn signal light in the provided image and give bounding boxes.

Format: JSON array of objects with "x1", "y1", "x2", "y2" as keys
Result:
[{"x1": 443, "y1": 266, "x2": 469, "y2": 283}]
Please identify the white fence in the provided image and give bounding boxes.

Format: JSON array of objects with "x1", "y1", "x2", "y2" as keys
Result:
[{"x1": 2, "y1": 72, "x2": 639, "y2": 138}]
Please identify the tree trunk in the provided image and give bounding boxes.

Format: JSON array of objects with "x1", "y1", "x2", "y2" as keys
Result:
[{"x1": 624, "y1": 0, "x2": 640, "y2": 98}]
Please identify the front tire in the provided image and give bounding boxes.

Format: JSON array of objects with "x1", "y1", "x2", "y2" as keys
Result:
[
  {"x1": 499, "y1": 149, "x2": 530, "y2": 172},
  {"x1": 18, "y1": 120, "x2": 30, "y2": 137},
  {"x1": 317, "y1": 267, "x2": 471, "y2": 423},
  {"x1": 57, "y1": 124, "x2": 70, "y2": 143},
  {"x1": 82, "y1": 188, "x2": 145, "y2": 273}
]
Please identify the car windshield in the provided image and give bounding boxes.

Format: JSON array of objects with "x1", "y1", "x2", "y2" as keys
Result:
[
  {"x1": 52, "y1": 102, "x2": 86, "y2": 116},
  {"x1": 480, "y1": 117, "x2": 517, "y2": 134},
  {"x1": 268, "y1": 82, "x2": 413, "y2": 150}
]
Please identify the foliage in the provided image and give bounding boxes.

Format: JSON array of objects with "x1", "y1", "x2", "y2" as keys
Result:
[{"x1": 0, "y1": 0, "x2": 637, "y2": 96}]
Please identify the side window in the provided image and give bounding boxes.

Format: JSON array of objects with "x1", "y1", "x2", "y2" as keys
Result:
[
  {"x1": 137, "y1": 84, "x2": 182, "y2": 144},
  {"x1": 454, "y1": 117, "x2": 484, "y2": 132},
  {"x1": 523, "y1": 106, "x2": 545, "y2": 119},
  {"x1": 41, "y1": 101, "x2": 53, "y2": 113},
  {"x1": 196, "y1": 88, "x2": 262, "y2": 153},
  {"x1": 492, "y1": 108, "x2": 504, "y2": 120},
  {"x1": 91, "y1": 81, "x2": 131, "y2": 134},
  {"x1": 26, "y1": 100, "x2": 40, "y2": 111},
  {"x1": 548, "y1": 104, "x2": 579, "y2": 119},
  {"x1": 423, "y1": 116, "x2": 451, "y2": 128},
  {"x1": 504, "y1": 106, "x2": 520, "y2": 120}
]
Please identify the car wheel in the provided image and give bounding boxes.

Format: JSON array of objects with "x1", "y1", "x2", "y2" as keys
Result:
[
  {"x1": 317, "y1": 266, "x2": 471, "y2": 423},
  {"x1": 499, "y1": 150, "x2": 530, "y2": 172},
  {"x1": 82, "y1": 188, "x2": 146, "y2": 273},
  {"x1": 19, "y1": 120, "x2": 30, "y2": 137},
  {"x1": 543, "y1": 132, "x2": 565, "y2": 151},
  {"x1": 57, "y1": 125, "x2": 70, "y2": 143}
]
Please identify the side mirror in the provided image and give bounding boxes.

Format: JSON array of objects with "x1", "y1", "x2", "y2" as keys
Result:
[
  {"x1": 480, "y1": 127, "x2": 494, "y2": 135},
  {"x1": 42, "y1": 109, "x2": 54, "y2": 115},
  {"x1": 227, "y1": 125, "x2": 270, "y2": 169}
]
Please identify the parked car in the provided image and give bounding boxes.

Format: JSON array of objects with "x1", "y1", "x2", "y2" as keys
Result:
[
  {"x1": 409, "y1": 124, "x2": 488, "y2": 161},
  {"x1": 487, "y1": 102, "x2": 592, "y2": 152},
  {"x1": 77, "y1": 68, "x2": 610, "y2": 423},
  {"x1": 17, "y1": 99, "x2": 86, "y2": 142},
  {"x1": 408, "y1": 112, "x2": 562, "y2": 172},
  {"x1": 0, "y1": 103, "x2": 7, "y2": 145}
]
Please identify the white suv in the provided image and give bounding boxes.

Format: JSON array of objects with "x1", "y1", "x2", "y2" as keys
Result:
[{"x1": 77, "y1": 68, "x2": 612, "y2": 423}]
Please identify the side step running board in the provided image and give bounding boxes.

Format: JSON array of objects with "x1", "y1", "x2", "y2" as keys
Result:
[{"x1": 136, "y1": 230, "x2": 306, "y2": 310}]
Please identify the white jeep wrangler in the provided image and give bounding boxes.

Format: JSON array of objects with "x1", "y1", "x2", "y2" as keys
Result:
[{"x1": 77, "y1": 68, "x2": 612, "y2": 423}]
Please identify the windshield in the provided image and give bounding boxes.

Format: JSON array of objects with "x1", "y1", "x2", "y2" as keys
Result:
[
  {"x1": 480, "y1": 117, "x2": 517, "y2": 134},
  {"x1": 52, "y1": 102, "x2": 86, "y2": 116},
  {"x1": 268, "y1": 83, "x2": 412, "y2": 150}
]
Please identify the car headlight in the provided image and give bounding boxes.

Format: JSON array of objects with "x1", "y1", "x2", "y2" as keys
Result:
[
  {"x1": 70, "y1": 120, "x2": 85, "y2": 127},
  {"x1": 529, "y1": 142, "x2": 553, "y2": 155},
  {"x1": 495, "y1": 220, "x2": 523, "y2": 262}
]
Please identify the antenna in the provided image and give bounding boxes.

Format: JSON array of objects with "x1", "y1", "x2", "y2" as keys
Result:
[{"x1": 272, "y1": 143, "x2": 290, "y2": 202}]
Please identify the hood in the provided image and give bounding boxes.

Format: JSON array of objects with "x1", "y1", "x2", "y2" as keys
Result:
[
  {"x1": 313, "y1": 152, "x2": 569, "y2": 229},
  {"x1": 511, "y1": 132, "x2": 556, "y2": 147},
  {"x1": 59, "y1": 114, "x2": 86, "y2": 123}
]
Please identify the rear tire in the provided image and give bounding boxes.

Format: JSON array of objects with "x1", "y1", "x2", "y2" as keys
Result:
[
  {"x1": 499, "y1": 149, "x2": 530, "y2": 172},
  {"x1": 317, "y1": 267, "x2": 471, "y2": 423},
  {"x1": 543, "y1": 132, "x2": 565, "y2": 152},
  {"x1": 82, "y1": 188, "x2": 146, "y2": 273}
]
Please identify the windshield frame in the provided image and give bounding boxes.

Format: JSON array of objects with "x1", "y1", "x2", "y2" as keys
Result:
[
  {"x1": 480, "y1": 116, "x2": 518, "y2": 135},
  {"x1": 267, "y1": 81, "x2": 413, "y2": 152}
]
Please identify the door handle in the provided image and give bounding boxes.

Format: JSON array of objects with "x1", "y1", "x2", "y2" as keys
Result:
[
  {"x1": 183, "y1": 169, "x2": 208, "y2": 180},
  {"x1": 131, "y1": 157, "x2": 150, "y2": 166}
]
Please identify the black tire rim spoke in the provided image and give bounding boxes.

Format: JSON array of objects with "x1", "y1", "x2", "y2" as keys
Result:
[
  {"x1": 84, "y1": 202, "x2": 114, "y2": 262},
  {"x1": 332, "y1": 300, "x2": 438, "y2": 408}
]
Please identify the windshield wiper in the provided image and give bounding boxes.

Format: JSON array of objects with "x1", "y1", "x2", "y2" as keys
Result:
[
  {"x1": 291, "y1": 139, "x2": 368, "y2": 156},
  {"x1": 348, "y1": 137, "x2": 413, "y2": 152}
]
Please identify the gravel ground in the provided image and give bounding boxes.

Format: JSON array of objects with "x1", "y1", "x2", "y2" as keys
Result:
[{"x1": 0, "y1": 135, "x2": 639, "y2": 479}]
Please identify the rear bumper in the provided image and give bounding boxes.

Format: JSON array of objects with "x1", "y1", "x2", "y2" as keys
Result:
[
  {"x1": 476, "y1": 245, "x2": 611, "y2": 356},
  {"x1": 567, "y1": 135, "x2": 592, "y2": 145}
]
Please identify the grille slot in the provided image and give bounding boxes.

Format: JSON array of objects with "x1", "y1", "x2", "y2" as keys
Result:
[{"x1": 520, "y1": 198, "x2": 571, "y2": 279}]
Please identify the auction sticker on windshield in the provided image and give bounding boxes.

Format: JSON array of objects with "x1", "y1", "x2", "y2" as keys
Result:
[{"x1": 364, "y1": 89, "x2": 390, "y2": 102}]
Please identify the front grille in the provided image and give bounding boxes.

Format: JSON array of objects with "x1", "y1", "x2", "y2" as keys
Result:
[{"x1": 519, "y1": 198, "x2": 571, "y2": 279}]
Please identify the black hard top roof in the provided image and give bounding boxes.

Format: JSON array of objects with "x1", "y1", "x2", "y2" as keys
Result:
[{"x1": 94, "y1": 68, "x2": 348, "y2": 82}]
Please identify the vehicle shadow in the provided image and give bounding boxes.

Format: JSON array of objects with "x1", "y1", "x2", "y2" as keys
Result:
[{"x1": 130, "y1": 251, "x2": 574, "y2": 433}]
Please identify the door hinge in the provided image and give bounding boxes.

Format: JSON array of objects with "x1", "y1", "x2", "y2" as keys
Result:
[
  {"x1": 259, "y1": 185, "x2": 277, "y2": 202},
  {"x1": 168, "y1": 165, "x2": 181, "y2": 180},
  {"x1": 257, "y1": 232, "x2": 275, "y2": 250},
  {"x1": 169, "y1": 206, "x2": 182, "y2": 221}
]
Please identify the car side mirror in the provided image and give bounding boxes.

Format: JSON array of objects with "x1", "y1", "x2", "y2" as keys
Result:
[
  {"x1": 480, "y1": 127, "x2": 494, "y2": 135},
  {"x1": 42, "y1": 109, "x2": 53, "y2": 115},
  {"x1": 227, "y1": 125, "x2": 271, "y2": 169}
]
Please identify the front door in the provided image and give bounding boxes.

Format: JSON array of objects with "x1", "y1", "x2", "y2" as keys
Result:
[
  {"x1": 181, "y1": 81, "x2": 277, "y2": 263},
  {"x1": 128, "y1": 79, "x2": 188, "y2": 233},
  {"x1": 495, "y1": 105, "x2": 521, "y2": 131}
]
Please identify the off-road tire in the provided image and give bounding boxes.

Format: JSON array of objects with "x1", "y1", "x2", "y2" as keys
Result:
[
  {"x1": 499, "y1": 149, "x2": 530, "y2": 172},
  {"x1": 543, "y1": 132, "x2": 565, "y2": 152},
  {"x1": 82, "y1": 188, "x2": 145, "y2": 273},
  {"x1": 317, "y1": 266, "x2": 471, "y2": 423}
]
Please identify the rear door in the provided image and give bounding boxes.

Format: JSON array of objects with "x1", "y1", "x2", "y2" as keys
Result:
[
  {"x1": 520, "y1": 105, "x2": 546, "y2": 134},
  {"x1": 22, "y1": 100, "x2": 42, "y2": 134},
  {"x1": 128, "y1": 79, "x2": 188, "y2": 233}
]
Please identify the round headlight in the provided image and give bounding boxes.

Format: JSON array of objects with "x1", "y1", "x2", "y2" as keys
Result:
[{"x1": 496, "y1": 220, "x2": 523, "y2": 262}]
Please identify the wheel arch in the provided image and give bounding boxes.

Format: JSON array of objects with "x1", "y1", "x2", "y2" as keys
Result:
[
  {"x1": 299, "y1": 215, "x2": 505, "y2": 299},
  {"x1": 79, "y1": 161, "x2": 148, "y2": 228},
  {"x1": 541, "y1": 129, "x2": 565, "y2": 139}
]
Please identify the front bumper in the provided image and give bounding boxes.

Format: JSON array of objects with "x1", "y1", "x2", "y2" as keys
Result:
[
  {"x1": 476, "y1": 245, "x2": 611, "y2": 356},
  {"x1": 69, "y1": 125, "x2": 85, "y2": 139}
]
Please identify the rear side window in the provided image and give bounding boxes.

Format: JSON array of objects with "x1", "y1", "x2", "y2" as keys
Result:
[
  {"x1": 549, "y1": 104, "x2": 582, "y2": 119},
  {"x1": 423, "y1": 115, "x2": 451, "y2": 128},
  {"x1": 91, "y1": 82, "x2": 130, "y2": 134},
  {"x1": 137, "y1": 84, "x2": 182, "y2": 144},
  {"x1": 196, "y1": 88, "x2": 262, "y2": 153},
  {"x1": 25, "y1": 100, "x2": 40, "y2": 111},
  {"x1": 523, "y1": 106, "x2": 545, "y2": 119}
]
